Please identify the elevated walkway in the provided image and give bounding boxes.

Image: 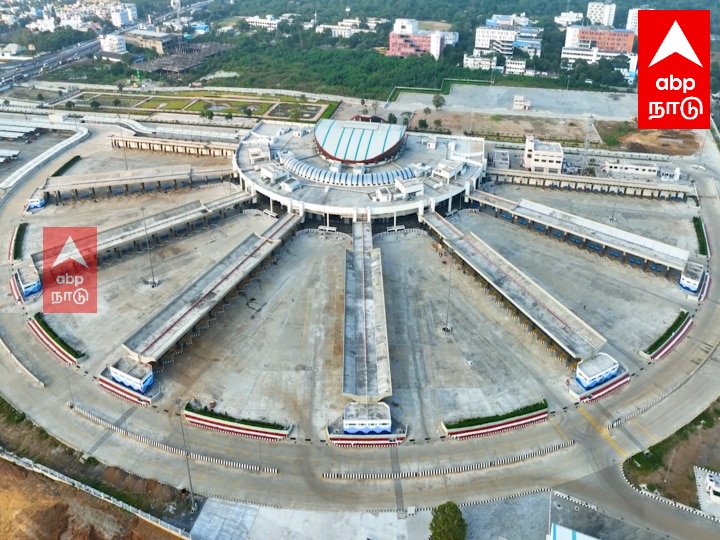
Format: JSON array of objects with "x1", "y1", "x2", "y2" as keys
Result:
[
  {"x1": 31, "y1": 191, "x2": 253, "y2": 270},
  {"x1": 110, "y1": 135, "x2": 237, "y2": 158},
  {"x1": 423, "y1": 212, "x2": 606, "y2": 361},
  {"x1": 343, "y1": 223, "x2": 392, "y2": 403},
  {"x1": 469, "y1": 192, "x2": 689, "y2": 272},
  {"x1": 485, "y1": 167, "x2": 694, "y2": 201},
  {"x1": 36, "y1": 164, "x2": 235, "y2": 203},
  {"x1": 123, "y1": 213, "x2": 301, "y2": 364}
]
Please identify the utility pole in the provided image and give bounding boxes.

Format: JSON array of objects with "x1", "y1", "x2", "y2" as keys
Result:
[
  {"x1": 141, "y1": 208, "x2": 157, "y2": 287},
  {"x1": 118, "y1": 118, "x2": 128, "y2": 170},
  {"x1": 175, "y1": 399, "x2": 197, "y2": 512},
  {"x1": 443, "y1": 264, "x2": 453, "y2": 333}
]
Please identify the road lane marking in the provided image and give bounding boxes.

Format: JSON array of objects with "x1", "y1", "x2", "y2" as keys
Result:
[
  {"x1": 548, "y1": 415, "x2": 570, "y2": 443},
  {"x1": 578, "y1": 407, "x2": 628, "y2": 459},
  {"x1": 630, "y1": 418, "x2": 658, "y2": 446}
]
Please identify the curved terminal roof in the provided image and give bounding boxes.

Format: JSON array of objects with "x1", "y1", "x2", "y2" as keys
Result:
[
  {"x1": 282, "y1": 156, "x2": 415, "y2": 187},
  {"x1": 314, "y1": 120, "x2": 406, "y2": 164}
]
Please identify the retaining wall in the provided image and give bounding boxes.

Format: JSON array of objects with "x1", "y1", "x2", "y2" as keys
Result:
[{"x1": 443, "y1": 408, "x2": 549, "y2": 439}]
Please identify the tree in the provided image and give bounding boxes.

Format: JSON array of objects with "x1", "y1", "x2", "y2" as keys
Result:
[
  {"x1": 387, "y1": 112, "x2": 397, "y2": 124},
  {"x1": 117, "y1": 82, "x2": 125, "y2": 93},
  {"x1": 423, "y1": 107, "x2": 431, "y2": 118},
  {"x1": 224, "y1": 112, "x2": 233, "y2": 120},
  {"x1": 205, "y1": 110, "x2": 214, "y2": 120},
  {"x1": 418, "y1": 118, "x2": 428, "y2": 130},
  {"x1": 433, "y1": 118, "x2": 442, "y2": 129},
  {"x1": 113, "y1": 98, "x2": 121, "y2": 107},
  {"x1": 89, "y1": 100, "x2": 100, "y2": 109},
  {"x1": 372, "y1": 101, "x2": 379, "y2": 115},
  {"x1": 37, "y1": 93, "x2": 44, "y2": 102},
  {"x1": 57, "y1": 89, "x2": 63, "y2": 97},
  {"x1": 243, "y1": 107, "x2": 252, "y2": 118},
  {"x1": 65, "y1": 101, "x2": 74, "y2": 110},
  {"x1": 429, "y1": 501, "x2": 467, "y2": 540},
  {"x1": 432, "y1": 94, "x2": 446, "y2": 110},
  {"x1": 401, "y1": 111, "x2": 412, "y2": 126},
  {"x1": 2, "y1": 99, "x2": 9, "y2": 107}
]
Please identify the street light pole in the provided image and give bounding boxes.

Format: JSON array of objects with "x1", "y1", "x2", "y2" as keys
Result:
[
  {"x1": 118, "y1": 116, "x2": 128, "y2": 170},
  {"x1": 141, "y1": 208, "x2": 157, "y2": 287},
  {"x1": 176, "y1": 400, "x2": 197, "y2": 512}
]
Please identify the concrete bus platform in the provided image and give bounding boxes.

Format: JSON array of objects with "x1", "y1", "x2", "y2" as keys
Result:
[
  {"x1": 122, "y1": 213, "x2": 300, "y2": 364},
  {"x1": 30, "y1": 191, "x2": 253, "y2": 270},
  {"x1": 485, "y1": 167, "x2": 694, "y2": 201},
  {"x1": 423, "y1": 212, "x2": 606, "y2": 361},
  {"x1": 469, "y1": 191, "x2": 689, "y2": 272},
  {"x1": 36, "y1": 164, "x2": 235, "y2": 203},
  {"x1": 109, "y1": 135, "x2": 238, "y2": 157},
  {"x1": 343, "y1": 222, "x2": 392, "y2": 403}
]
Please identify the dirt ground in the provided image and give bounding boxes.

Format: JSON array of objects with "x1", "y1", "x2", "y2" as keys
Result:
[
  {"x1": 0, "y1": 400, "x2": 195, "y2": 536},
  {"x1": 0, "y1": 460, "x2": 179, "y2": 540},
  {"x1": 616, "y1": 129, "x2": 699, "y2": 156},
  {"x1": 626, "y1": 398, "x2": 720, "y2": 507}
]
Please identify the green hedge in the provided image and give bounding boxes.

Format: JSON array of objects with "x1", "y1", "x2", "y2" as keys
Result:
[
  {"x1": 693, "y1": 216, "x2": 708, "y2": 256},
  {"x1": 445, "y1": 399, "x2": 548, "y2": 430},
  {"x1": 12, "y1": 223, "x2": 27, "y2": 260},
  {"x1": 33, "y1": 312, "x2": 84, "y2": 359},
  {"x1": 185, "y1": 403, "x2": 285, "y2": 431},
  {"x1": 644, "y1": 311, "x2": 690, "y2": 355},
  {"x1": 50, "y1": 155, "x2": 82, "y2": 177},
  {"x1": 320, "y1": 101, "x2": 340, "y2": 119}
]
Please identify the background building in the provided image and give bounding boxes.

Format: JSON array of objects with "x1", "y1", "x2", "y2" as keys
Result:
[
  {"x1": 523, "y1": 135, "x2": 563, "y2": 174},
  {"x1": 99, "y1": 34, "x2": 127, "y2": 54},
  {"x1": 626, "y1": 6, "x2": 651, "y2": 34},
  {"x1": 586, "y1": 1, "x2": 616, "y2": 26},
  {"x1": 473, "y1": 26, "x2": 517, "y2": 56},
  {"x1": 388, "y1": 19, "x2": 457, "y2": 60},
  {"x1": 555, "y1": 11, "x2": 584, "y2": 26},
  {"x1": 564, "y1": 26, "x2": 634, "y2": 52}
]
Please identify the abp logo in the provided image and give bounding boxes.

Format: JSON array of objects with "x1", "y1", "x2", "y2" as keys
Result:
[
  {"x1": 638, "y1": 10, "x2": 709, "y2": 130},
  {"x1": 42, "y1": 227, "x2": 97, "y2": 314}
]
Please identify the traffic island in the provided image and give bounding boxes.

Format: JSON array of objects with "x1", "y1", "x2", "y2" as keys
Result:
[
  {"x1": 326, "y1": 411, "x2": 407, "y2": 447},
  {"x1": 442, "y1": 400, "x2": 549, "y2": 440},
  {"x1": 27, "y1": 313, "x2": 84, "y2": 366},
  {"x1": 567, "y1": 353, "x2": 630, "y2": 403},
  {"x1": 641, "y1": 311, "x2": 693, "y2": 362},
  {"x1": 183, "y1": 403, "x2": 291, "y2": 441}
]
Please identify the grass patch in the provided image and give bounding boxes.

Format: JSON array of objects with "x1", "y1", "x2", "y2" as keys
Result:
[
  {"x1": 13, "y1": 222, "x2": 27, "y2": 260},
  {"x1": 0, "y1": 394, "x2": 26, "y2": 425},
  {"x1": 596, "y1": 121, "x2": 636, "y2": 147},
  {"x1": 135, "y1": 97, "x2": 193, "y2": 110},
  {"x1": 33, "y1": 313, "x2": 84, "y2": 359},
  {"x1": 185, "y1": 403, "x2": 285, "y2": 430},
  {"x1": 50, "y1": 155, "x2": 81, "y2": 177},
  {"x1": 644, "y1": 311, "x2": 690, "y2": 355},
  {"x1": 489, "y1": 114, "x2": 503, "y2": 121},
  {"x1": 445, "y1": 399, "x2": 548, "y2": 430},
  {"x1": 693, "y1": 216, "x2": 708, "y2": 256},
  {"x1": 320, "y1": 101, "x2": 340, "y2": 119}
]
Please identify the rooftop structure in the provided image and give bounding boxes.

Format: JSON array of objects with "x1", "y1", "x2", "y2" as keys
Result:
[
  {"x1": 99, "y1": 34, "x2": 127, "y2": 54},
  {"x1": 471, "y1": 192, "x2": 691, "y2": 272},
  {"x1": 555, "y1": 11, "x2": 584, "y2": 26},
  {"x1": 343, "y1": 223, "x2": 392, "y2": 403},
  {"x1": 575, "y1": 352, "x2": 619, "y2": 390},
  {"x1": 109, "y1": 357, "x2": 154, "y2": 393},
  {"x1": 343, "y1": 402, "x2": 392, "y2": 434},
  {"x1": 423, "y1": 213, "x2": 606, "y2": 360},
  {"x1": 244, "y1": 14, "x2": 295, "y2": 31},
  {"x1": 487, "y1": 13, "x2": 532, "y2": 27},
  {"x1": 314, "y1": 120, "x2": 406, "y2": 165},
  {"x1": 122, "y1": 213, "x2": 300, "y2": 363},
  {"x1": 564, "y1": 26, "x2": 634, "y2": 54},
  {"x1": 125, "y1": 29, "x2": 178, "y2": 55},
  {"x1": 523, "y1": 135, "x2": 563, "y2": 173}
]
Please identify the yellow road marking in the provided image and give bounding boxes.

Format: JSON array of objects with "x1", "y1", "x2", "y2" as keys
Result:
[
  {"x1": 578, "y1": 407, "x2": 628, "y2": 459},
  {"x1": 548, "y1": 415, "x2": 570, "y2": 443},
  {"x1": 630, "y1": 418, "x2": 657, "y2": 445}
]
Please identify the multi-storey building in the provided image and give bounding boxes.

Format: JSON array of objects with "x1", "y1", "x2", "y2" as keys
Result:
[
  {"x1": 564, "y1": 26, "x2": 634, "y2": 53},
  {"x1": 462, "y1": 54, "x2": 497, "y2": 71},
  {"x1": 316, "y1": 17, "x2": 389, "y2": 38},
  {"x1": 626, "y1": 6, "x2": 651, "y2": 34},
  {"x1": 586, "y1": 2, "x2": 616, "y2": 27},
  {"x1": 99, "y1": 34, "x2": 127, "y2": 54},
  {"x1": 388, "y1": 19, "x2": 457, "y2": 60},
  {"x1": 486, "y1": 13, "x2": 532, "y2": 27},
  {"x1": 244, "y1": 14, "x2": 296, "y2": 31},
  {"x1": 523, "y1": 135, "x2": 563, "y2": 174},
  {"x1": 505, "y1": 59, "x2": 527, "y2": 75},
  {"x1": 473, "y1": 26, "x2": 517, "y2": 56}
]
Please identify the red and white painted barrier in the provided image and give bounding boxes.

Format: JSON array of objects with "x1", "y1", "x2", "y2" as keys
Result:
[
  {"x1": 329, "y1": 434, "x2": 406, "y2": 447},
  {"x1": 9, "y1": 277, "x2": 22, "y2": 305},
  {"x1": 445, "y1": 409, "x2": 549, "y2": 440},
  {"x1": 580, "y1": 372, "x2": 630, "y2": 403},
  {"x1": 7, "y1": 225, "x2": 17, "y2": 263},
  {"x1": 698, "y1": 275, "x2": 711, "y2": 303},
  {"x1": 26, "y1": 319, "x2": 77, "y2": 366},
  {"x1": 183, "y1": 410, "x2": 290, "y2": 441},
  {"x1": 98, "y1": 375, "x2": 152, "y2": 406},
  {"x1": 651, "y1": 316, "x2": 693, "y2": 362}
]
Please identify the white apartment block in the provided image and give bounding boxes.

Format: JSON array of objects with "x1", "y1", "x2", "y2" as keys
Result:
[
  {"x1": 554, "y1": 11, "x2": 584, "y2": 26},
  {"x1": 505, "y1": 59, "x2": 527, "y2": 75},
  {"x1": 488, "y1": 13, "x2": 531, "y2": 27},
  {"x1": 586, "y1": 2, "x2": 616, "y2": 26},
  {"x1": 474, "y1": 26, "x2": 517, "y2": 57},
  {"x1": 626, "y1": 7, "x2": 651, "y2": 34},
  {"x1": 523, "y1": 135, "x2": 563, "y2": 174},
  {"x1": 463, "y1": 54, "x2": 497, "y2": 71},
  {"x1": 99, "y1": 34, "x2": 127, "y2": 54},
  {"x1": 245, "y1": 14, "x2": 295, "y2": 31},
  {"x1": 316, "y1": 17, "x2": 388, "y2": 38}
]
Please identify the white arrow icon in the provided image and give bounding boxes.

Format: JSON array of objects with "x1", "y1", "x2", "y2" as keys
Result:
[
  {"x1": 648, "y1": 20, "x2": 702, "y2": 68},
  {"x1": 51, "y1": 236, "x2": 88, "y2": 268}
]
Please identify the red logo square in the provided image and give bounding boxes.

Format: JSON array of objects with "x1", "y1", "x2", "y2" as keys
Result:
[
  {"x1": 42, "y1": 227, "x2": 97, "y2": 314},
  {"x1": 638, "y1": 10, "x2": 710, "y2": 130}
]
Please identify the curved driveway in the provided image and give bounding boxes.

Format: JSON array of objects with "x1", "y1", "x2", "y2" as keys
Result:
[{"x1": 1, "y1": 122, "x2": 719, "y2": 539}]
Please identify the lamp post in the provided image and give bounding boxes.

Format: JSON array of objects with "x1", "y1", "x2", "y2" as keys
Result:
[
  {"x1": 141, "y1": 207, "x2": 157, "y2": 287},
  {"x1": 175, "y1": 399, "x2": 197, "y2": 513},
  {"x1": 117, "y1": 116, "x2": 128, "y2": 170}
]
